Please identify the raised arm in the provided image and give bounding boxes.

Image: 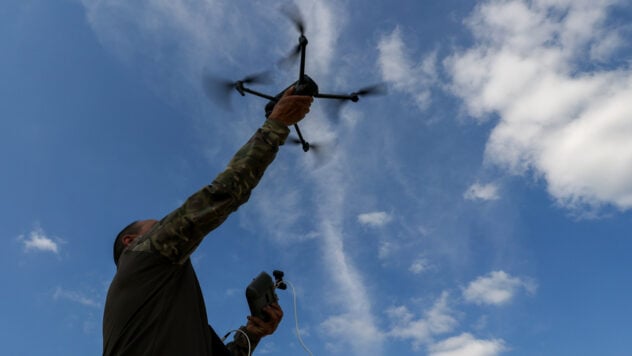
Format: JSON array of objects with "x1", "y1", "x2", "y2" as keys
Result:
[
  {"x1": 132, "y1": 88, "x2": 312, "y2": 264},
  {"x1": 147, "y1": 119, "x2": 289, "y2": 264}
]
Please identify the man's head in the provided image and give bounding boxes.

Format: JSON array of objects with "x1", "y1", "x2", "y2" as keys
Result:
[{"x1": 113, "y1": 219, "x2": 158, "y2": 266}]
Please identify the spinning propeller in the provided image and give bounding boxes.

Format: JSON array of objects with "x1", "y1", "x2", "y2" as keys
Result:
[
  {"x1": 278, "y1": 3, "x2": 306, "y2": 69},
  {"x1": 321, "y1": 83, "x2": 387, "y2": 122},
  {"x1": 203, "y1": 72, "x2": 273, "y2": 110}
]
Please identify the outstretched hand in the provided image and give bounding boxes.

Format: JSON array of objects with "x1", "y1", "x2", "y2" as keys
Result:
[
  {"x1": 245, "y1": 303, "x2": 284, "y2": 339},
  {"x1": 268, "y1": 87, "x2": 313, "y2": 126}
]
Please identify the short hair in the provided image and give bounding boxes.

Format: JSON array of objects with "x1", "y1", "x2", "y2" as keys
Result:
[{"x1": 113, "y1": 220, "x2": 140, "y2": 266}]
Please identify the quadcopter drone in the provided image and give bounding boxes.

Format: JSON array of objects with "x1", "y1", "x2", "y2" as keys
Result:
[{"x1": 203, "y1": 4, "x2": 385, "y2": 153}]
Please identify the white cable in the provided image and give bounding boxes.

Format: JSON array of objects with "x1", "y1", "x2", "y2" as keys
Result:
[
  {"x1": 223, "y1": 328, "x2": 252, "y2": 356},
  {"x1": 285, "y1": 279, "x2": 313, "y2": 356}
]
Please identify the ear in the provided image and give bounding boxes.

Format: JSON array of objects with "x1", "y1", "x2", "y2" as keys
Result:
[{"x1": 122, "y1": 234, "x2": 138, "y2": 247}]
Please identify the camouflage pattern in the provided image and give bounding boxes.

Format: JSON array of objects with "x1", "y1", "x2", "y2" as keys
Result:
[
  {"x1": 128, "y1": 119, "x2": 289, "y2": 263},
  {"x1": 227, "y1": 326, "x2": 261, "y2": 355},
  {"x1": 126, "y1": 119, "x2": 288, "y2": 355}
]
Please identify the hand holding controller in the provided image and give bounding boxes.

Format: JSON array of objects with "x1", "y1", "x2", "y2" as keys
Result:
[{"x1": 245, "y1": 270, "x2": 287, "y2": 322}]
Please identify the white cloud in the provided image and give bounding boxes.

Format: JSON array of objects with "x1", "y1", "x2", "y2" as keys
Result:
[
  {"x1": 445, "y1": 0, "x2": 632, "y2": 211},
  {"x1": 378, "y1": 241, "x2": 395, "y2": 260},
  {"x1": 318, "y1": 218, "x2": 384, "y2": 354},
  {"x1": 464, "y1": 182, "x2": 500, "y2": 201},
  {"x1": 409, "y1": 258, "x2": 430, "y2": 274},
  {"x1": 295, "y1": 0, "x2": 345, "y2": 77},
  {"x1": 321, "y1": 312, "x2": 384, "y2": 354},
  {"x1": 249, "y1": 179, "x2": 316, "y2": 243},
  {"x1": 463, "y1": 271, "x2": 537, "y2": 306},
  {"x1": 314, "y1": 152, "x2": 384, "y2": 355},
  {"x1": 377, "y1": 27, "x2": 438, "y2": 110},
  {"x1": 81, "y1": 0, "x2": 204, "y2": 67},
  {"x1": 429, "y1": 333, "x2": 507, "y2": 356},
  {"x1": 19, "y1": 227, "x2": 59, "y2": 254},
  {"x1": 386, "y1": 292, "x2": 458, "y2": 350},
  {"x1": 53, "y1": 287, "x2": 101, "y2": 308},
  {"x1": 357, "y1": 211, "x2": 393, "y2": 227}
]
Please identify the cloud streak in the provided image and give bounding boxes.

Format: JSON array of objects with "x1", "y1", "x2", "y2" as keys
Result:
[
  {"x1": 316, "y1": 152, "x2": 384, "y2": 355},
  {"x1": 80, "y1": 0, "x2": 233, "y2": 68},
  {"x1": 53, "y1": 287, "x2": 101, "y2": 308}
]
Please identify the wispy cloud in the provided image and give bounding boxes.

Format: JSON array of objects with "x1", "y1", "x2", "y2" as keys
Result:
[
  {"x1": 378, "y1": 241, "x2": 395, "y2": 260},
  {"x1": 294, "y1": 0, "x2": 345, "y2": 78},
  {"x1": 357, "y1": 211, "x2": 393, "y2": 227},
  {"x1": 321, "y1": 311, "x2": 384, "y2": 354},
  {"x1": 446, "y1": 0, "x2": 632, "y2": 211},
  {"x1": 317, "y1": 154, "x2": 384, "y2": 355},
  {"x1": 377, "y1": 27, "x2": 438, "y2": 110},
  {"x1": 53, "y1": 287, "x2": 101, "y2": 308},
  {"x1": 463, "y1": 271, "x2": 537, "y2": 306},
  {"x1": 386, "y1": 292, "x2": 458, "y2": 350},
  {"x1": 80, "y1": 0, "x2": 235, "y2": 70},
  {"x1": 18, "y1": 226, "x2": 60, "y2": 254},
  {"x1": 385, "y1": 273, "x2": 529, "y2": 353},
  {"x1": 409, "y1": 257, "x2": 430, "y2": 274},
  {"x1": 429, "y1": 333, "x2": 507, "y2": 356},
  {"x1": 249, "y1": 178, "x2": 316, "y2": 243},
  {"x1": 464, "y1": 182, "x2": 500, "y2": 201}
]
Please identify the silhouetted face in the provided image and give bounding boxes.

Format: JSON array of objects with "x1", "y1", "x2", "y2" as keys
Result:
[{"x1": 122, "y1": 219, "x2": 158, "y2": 247}]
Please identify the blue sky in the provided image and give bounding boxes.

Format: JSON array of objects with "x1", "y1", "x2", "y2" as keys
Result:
[{"x1": 2, "y1": 0, "x2": 632, "y2": 355}]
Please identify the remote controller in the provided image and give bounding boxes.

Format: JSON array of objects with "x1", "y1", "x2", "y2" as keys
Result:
[
  {"x1": 245, "y1": 272, "x2": 278, "y2": 322},
  {"x1": 245, "y1": 270, "x2": 287, "y2": 322}
]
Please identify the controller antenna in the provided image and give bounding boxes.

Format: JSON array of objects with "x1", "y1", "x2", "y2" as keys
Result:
[{"x1": 273, "y1": 270, "x2": 287, "y2": 290}]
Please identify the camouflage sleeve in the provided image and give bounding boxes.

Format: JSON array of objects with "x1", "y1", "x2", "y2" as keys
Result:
[
  {"x1": 225, "y1": 326, "x2": 261, "y2": 356},
  {"x1": 132, "y1": 119, "x2": 290, "y2": 264}
]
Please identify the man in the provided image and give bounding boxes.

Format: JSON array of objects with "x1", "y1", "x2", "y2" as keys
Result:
[{"x1": 103, "y1": 87, "x2": 313, "y2": 355}]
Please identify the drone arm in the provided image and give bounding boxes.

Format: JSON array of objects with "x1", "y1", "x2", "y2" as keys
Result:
[
  {"x1": 315, "y1": 92, "x2": 359, "y2": 102},
  {"x1": 293, "y1": 124, "x2": 310, "y2": 152},
  {"x1": 298, "y1": 36, "x2": 308, "y2": 84},
  {"x1": 240, "y1": 87, "x2": 276, "y2": 101}
]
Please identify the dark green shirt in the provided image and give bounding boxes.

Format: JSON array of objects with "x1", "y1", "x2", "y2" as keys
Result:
[{"x1": 103, "y1": 120, "x2": 289, "y2": 355}]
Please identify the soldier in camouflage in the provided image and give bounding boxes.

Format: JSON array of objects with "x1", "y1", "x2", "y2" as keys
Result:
[{"x1": 103, "y1": 87, "x2": 313, "y2": 355}]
